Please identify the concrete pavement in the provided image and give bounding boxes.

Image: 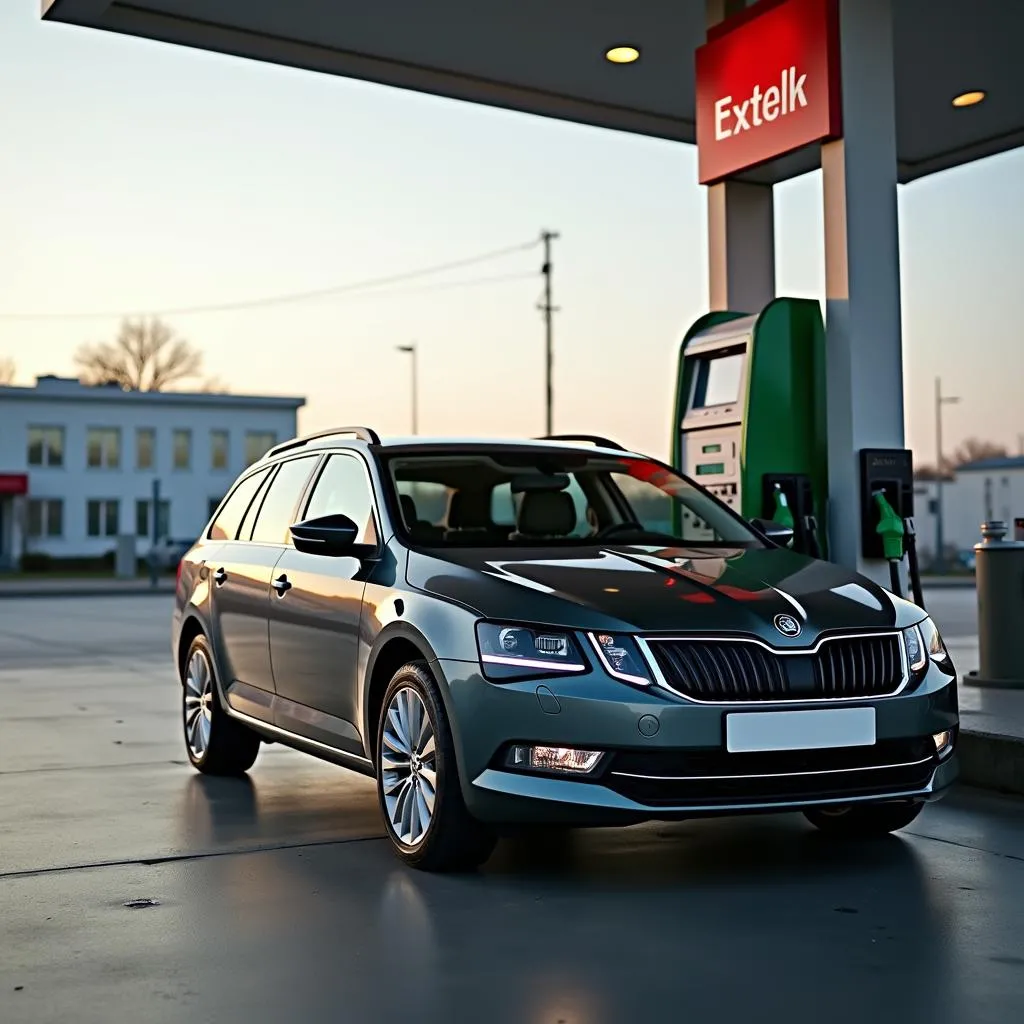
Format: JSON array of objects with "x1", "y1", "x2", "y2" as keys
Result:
[{"x1": 2, "y1": 593, "x2": 1024, "y2": 1023}]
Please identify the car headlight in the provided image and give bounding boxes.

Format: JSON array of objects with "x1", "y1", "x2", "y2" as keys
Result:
[
  {"x1": 903, "y1": 624, "x2": 926, "y2": 674},
  {"x1": 918, "y1": 616, "x2": 950, "y2": 664},
  {"x1": 587, "y1": 632, "x2": 653, "y2": 687},
  {"x1": 902, "y1": 617, "x2": 949, "y2": 677},
  {"x1": 476, "y1": 623, "x2": 587, "y2": 681}
]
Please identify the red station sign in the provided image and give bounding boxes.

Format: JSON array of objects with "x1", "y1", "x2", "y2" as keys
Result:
[{"x1": 695, "y1": 0, "x2": 842, "y2": 185}]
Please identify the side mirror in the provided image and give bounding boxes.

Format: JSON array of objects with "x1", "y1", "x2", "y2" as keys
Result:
[
  {"x1": 290, "y1": 513, "x2": 374, "y2": 558},
  {"x1": 750, "y1": 517, "x2": 795, "y2": 547}
]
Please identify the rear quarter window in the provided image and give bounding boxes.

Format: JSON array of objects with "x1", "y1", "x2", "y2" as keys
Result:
[{"x1": 207, "y1": 468, "x2": 270, "y2": 540}]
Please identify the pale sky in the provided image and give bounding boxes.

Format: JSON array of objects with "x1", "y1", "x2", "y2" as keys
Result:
[{"x1": 1, "y1": 1, "x2": 1022, "y2": 462}]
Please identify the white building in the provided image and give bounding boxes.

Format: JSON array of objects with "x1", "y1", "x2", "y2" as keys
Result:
[
  {"x1": 0, "y1": 375, "x2": 304, "y2": 570},
  {"x1": 914, "y1": 457, "x2": 1024, "y2": 564}
]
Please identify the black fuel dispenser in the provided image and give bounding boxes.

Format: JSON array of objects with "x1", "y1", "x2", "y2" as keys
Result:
[{"x1": 859, "y1": 448, "x2": 925, "y2": 607}]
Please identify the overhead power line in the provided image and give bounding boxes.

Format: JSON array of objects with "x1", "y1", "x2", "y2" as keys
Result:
[
  {"x1": 0, "y1": 239, "x2": 541, "y2": 321},
  {"x1": 360, "y1": 270, "x2": 536, "y2": 297}
]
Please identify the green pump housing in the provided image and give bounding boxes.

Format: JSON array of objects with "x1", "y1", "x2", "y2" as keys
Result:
[{"x1": 671, "y1": 297, "x2": 829, "y2": 555}]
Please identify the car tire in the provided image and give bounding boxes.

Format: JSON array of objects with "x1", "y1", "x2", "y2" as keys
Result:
[
  {"x1": 181, "y1": 634, "x2": 261, "y2": 776},
  {"x1": 376, "y1": 661, "x2": 496, "y2": 872},
  {"x1": 804, "y1": 800, "x2": 924, "y2": 838}
]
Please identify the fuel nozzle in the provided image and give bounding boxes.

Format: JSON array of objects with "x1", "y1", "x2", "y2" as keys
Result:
[
  {"x1": 872, "y1": 490, "x2": 905, "y2": 561},
  {"x1": 772, "y1": 482, "x2": 795, "y2": 531}
]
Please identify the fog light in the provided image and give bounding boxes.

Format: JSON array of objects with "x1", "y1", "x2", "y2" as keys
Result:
[
  {"x1": 509, "y1": 745, "x2": 602, "y2": 774},
  {"x1": 932, "y1": 730, "x2": 953, "y2": 754}
]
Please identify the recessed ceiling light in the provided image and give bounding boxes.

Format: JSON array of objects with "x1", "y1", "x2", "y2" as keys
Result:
[
  {"x1": 952, "y1": 90, "x2": 986, "y2": 108},
  {"x1": 605, "y1": 45, "x2": 640, "y2": 64}
]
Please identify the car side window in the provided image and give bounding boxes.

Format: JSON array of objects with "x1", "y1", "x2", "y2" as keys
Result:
[
  {"x1": 207, "y1": 468, "x2": 270, "y2": 540},
  {"x1": 303, "y1": 453, "x2": 378, "y2": 545},
  {"x1": 249, "y1": 456, "x2": 320, "y2": 545}
]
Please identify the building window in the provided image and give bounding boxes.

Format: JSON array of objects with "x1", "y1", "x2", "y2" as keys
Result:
[
  {"x1": 136, "y1": 428, "x2": 156, "y2": 470},
  {"x1": 27, "y1": 426, "x2": 65, "y2": 467},
  {"x1": 87, "y1": 428, "x2": 121, "y2": 469},
  {"x1": 136, "y1": 499, "x2": 171, "y2": 538},
  {"x1": 87, "y1": 499, "x2": 120, "y2": 537},
  {"x1": 172, "y1": 429, "x2": 192, "y2": 470},
  {"x1": 245, "y1": 431, "x2": 277, "y2": 466},
  {"x1": 27, "y1": 499, "x2": 63, "y2": 538},
  {"x1": 210, "y1": 430, "x2": 229, "y2": 471}
]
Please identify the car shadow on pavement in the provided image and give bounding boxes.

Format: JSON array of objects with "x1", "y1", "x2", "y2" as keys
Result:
[
  {"x1": 485, "y1": 813, "x2": 924, "y2": 886},
  {"x1": 244, "y1": 813, "x2": 956, "y2": 1024}
]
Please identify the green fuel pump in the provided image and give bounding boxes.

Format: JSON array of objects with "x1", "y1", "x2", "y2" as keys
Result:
[
  {"x1": 672, "y1": 300, "x2": 927, "y2": 604},
  {"x1": 671, "y1": 297, "x2": 828, "y2": 556}
]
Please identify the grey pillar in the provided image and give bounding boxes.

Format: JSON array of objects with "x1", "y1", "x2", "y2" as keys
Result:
[
  {"x1": 705, "y1": 0, "x2": 775, "y2": 314},
  {"x1": 821, "y1": 0, "x2": 904, "y2": 580},
  {"x1": 707, "y1": 180, "x2": 776, "y2": 313}
]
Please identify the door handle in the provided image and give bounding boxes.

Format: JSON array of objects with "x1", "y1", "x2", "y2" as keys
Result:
[
  {"x1": 272, "y1": 574, "x2": 292, "y2": 596},
  {"x1": 213, "y1": 567, "x2": 228, "y2": 586}
]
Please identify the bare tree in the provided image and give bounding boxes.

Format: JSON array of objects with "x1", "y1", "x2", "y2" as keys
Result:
[
  {"x1": 913, "y1": 464, "x2": 951, "y2": 482},
  {"x1": 952, "y1": 437, "x2": 1009, "y2": 467},
  {"x1": 916, "y1": 437, "x2": 1010, "y2": 479},
  {"x1": 75, "y1": 317, "x2": 204, "y2": 391},
  {"x1": 0, "y1": 357, "x2": 14, "y2": 385}
]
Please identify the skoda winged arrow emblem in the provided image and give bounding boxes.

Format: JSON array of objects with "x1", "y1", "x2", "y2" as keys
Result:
[{"x1": 773, "y1": 613, "x2": 802, "y2": 638}]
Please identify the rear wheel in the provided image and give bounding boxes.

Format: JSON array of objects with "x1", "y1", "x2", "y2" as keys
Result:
[
  {"x1": 376, "y1": 661, "x2": 496, "y2": 872},
  {"x1": 182, "y1": 635, "x2": 261, "y2": 775},
  {"x1": 804, "y1": 801, "x2": 924, "y2": 837}
]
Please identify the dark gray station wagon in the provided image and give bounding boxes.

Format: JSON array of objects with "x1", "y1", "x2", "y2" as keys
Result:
[{"x1": 172, "y1": 428, "x2": 959, "y2": 871}]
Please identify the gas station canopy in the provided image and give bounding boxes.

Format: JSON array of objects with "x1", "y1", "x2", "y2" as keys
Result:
[{"x1": 43, "y1": 0, "x2": 1024, "y2": 184}]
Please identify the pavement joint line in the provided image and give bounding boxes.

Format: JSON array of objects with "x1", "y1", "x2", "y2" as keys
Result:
[
  {"x1": 904, "y1": 829, "x2": 1024, "y2": 864},
  {"x1": 0, "y1": 759, "x2": 188, "y2": 776},
  {"x1": 4, "y1": 819, "x2": 1023, "y2": 881},
  {"x1": 0, "y1": 833, "x2": 385, "y2": 880}
]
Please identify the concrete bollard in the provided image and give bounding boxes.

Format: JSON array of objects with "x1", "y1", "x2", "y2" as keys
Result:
[{"x1": 966, "y1": 520, "x2": 1024, "y2": 689}]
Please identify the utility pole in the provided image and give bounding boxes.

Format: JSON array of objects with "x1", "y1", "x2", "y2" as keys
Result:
[
  {"x1": 539, "y1": 230, "x2": 560, "y2": 436},
  {"x1": 396, "y1": 344, "x2": 418, "y2": 435},
  {"x1": 934, "y1": 376, "x2": 960, "y2": 573}
]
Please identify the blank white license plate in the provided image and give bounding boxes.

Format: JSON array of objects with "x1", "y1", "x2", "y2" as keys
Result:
[{"x1": 726, "y1": 707, "x2": 877, "y2": 753}]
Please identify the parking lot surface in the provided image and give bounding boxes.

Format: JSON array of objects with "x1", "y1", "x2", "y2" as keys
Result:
[{"x1": 2, "y1": 591, "x2": 1022, "y2": 1023}]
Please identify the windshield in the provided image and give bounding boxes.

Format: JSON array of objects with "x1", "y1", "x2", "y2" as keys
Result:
[{"x1": 384, "y1": 449, "x2": 763, "y2": 549}]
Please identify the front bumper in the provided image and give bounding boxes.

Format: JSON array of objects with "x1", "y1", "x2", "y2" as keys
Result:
[{"x1": 437, "y1": 657, "x2": 960, "y2": 826}]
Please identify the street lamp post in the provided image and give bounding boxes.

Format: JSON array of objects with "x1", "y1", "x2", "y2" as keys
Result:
[
  {"x1": 934, "y1": 376, "x2": 960, "y2": 573},
  {"x1": 396, "y1": 344, "x2": 418, "y2": 435}
]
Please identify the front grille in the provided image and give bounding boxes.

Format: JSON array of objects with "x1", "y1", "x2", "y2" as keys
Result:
[
  {"x1": 647, "y1": 633, "x2": 904, "y2": 702},
  {"x1": 605, "y1": 738, "x2": 936, "y2": 807}
]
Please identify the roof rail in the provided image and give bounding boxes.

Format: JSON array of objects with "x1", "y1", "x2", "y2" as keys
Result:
[
  {"x1": 266, "y1": 425, "x2": 380, "y2": 458},
  {"x1": 536, "y1": 434, "x2": 626, "y2": 451}
]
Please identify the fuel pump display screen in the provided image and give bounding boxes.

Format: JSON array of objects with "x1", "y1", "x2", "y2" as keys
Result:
[
  {"x1": 696, "y1": 463, "x2": 725, "y2": 476},
  {"x1": 694, "y1": 352, "x2": 745, "y2": 408}
]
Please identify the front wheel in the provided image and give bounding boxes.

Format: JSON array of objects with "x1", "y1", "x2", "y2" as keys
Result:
[
  {"x1": 804, "y1": 800, "x2": 924, "y2": 838},
  {"x1": 376, "y1": 661, "x2": 496, "y2": 872},
  {"x1": 182, "y1": 635, "x2": 261, "y2": 776}
]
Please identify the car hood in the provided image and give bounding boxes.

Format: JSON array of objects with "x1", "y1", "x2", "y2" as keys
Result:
[{"x1": 406, "y1": 544, "x2": 924, "y2": 641}]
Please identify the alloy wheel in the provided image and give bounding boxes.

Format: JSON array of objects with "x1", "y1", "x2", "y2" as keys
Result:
[
  {"x1": 381, "y1": 686, "x2": 437, "y2": 846},
  {"x1": 183, "y1": 649, "x2": 214, "y2": 760}
]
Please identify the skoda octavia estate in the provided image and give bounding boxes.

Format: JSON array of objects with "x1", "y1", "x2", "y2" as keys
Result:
[{"x1": 172, "y1": 428, "x2": 959, "y2": 871}]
